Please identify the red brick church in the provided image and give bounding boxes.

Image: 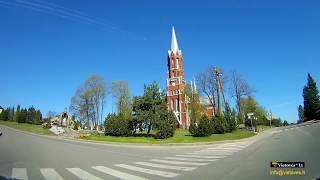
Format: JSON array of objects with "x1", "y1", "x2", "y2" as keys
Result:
[{"x1": 166, "y1": 27, "x2": 214, "y2": 129}]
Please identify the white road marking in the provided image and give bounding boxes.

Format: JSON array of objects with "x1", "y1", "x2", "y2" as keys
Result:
[
  {"x1": 217, "y1": 144, "x2": 247, "y2": 148},
  {"x1": 66, "y1": 168, "x2": 102, "y2": 180},
  {"x1": 176, "y1": 154, "x2": 226, "y2": 159},
  {"x1": 40, "y1": 168, "x2": 64, "y2": 180},
  {"x1": 12, "y1": 168, "x2": 28, "y2": 180},
  {"x1": 164, "y1": 157, "x2": 218, "y2": 162},
  {"x1": 202, "y1": 149, "x2": 239, "y2": 152},
  {"x1": 207, "y1": 147, "x2": 241, "y2": 150},
  {"x1": 92, "y1": 166, "x2": 147, "y2": 180},
  {"x1": 284, "y1": 129, "x2": 289, "y2": 131},
  {"x1": 150, "y1": 159, "x2": 208, "y2": 166},
  {"x1": 115, "y1": 164, "x2": 179, "y2": 178},
  {"x1": 188, "y1": 151, "x2": 234, "y2": 155},
  {"x1": 134, "y1": 162, "x2": 196, "y2": 171}
]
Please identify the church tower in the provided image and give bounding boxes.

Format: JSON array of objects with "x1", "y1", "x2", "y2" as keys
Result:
[{"x1": 166, "y1": 27, "x2": 188, "y2": 129}]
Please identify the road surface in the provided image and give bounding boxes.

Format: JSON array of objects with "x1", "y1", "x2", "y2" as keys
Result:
[{"x1": 0, "y1": 122, "x2": 319, "y2": 180}]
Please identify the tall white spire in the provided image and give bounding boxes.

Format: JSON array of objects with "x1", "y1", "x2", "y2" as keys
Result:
[{"x1": 171, "y1": 26, "x2": 179, "y2": 53}]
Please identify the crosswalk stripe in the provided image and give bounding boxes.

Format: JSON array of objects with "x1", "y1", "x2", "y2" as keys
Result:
[
  {"x1": 176, "y1": 154, "x2": 226, "y2": 159},
  {"x1": 164, "y1": 157, "x2": 217, "y2": 162},
  {"x1": 202, "y1": 149, "x2": 239, "y2": 152},
  {"x1": 207, "y1": 147, "x2": 240, "y2": 150},
  {"x1": 66, "y1": 168, "x2": 102, "y2": 180},
  {"x1": 92, "y1": 166, "x2": 147, "y2": 180},
  {"x1": 115, "y1": 164, "x2": 179, "y2": 178},
  {"x1": 223, "y1": 142, "x2": 249, "y2": 146},
  {"x1": 188, "y1": 151, "x2": 234, "y2": 155},
  {"x1": 12, "y1": 168, "x2": 28, "y2": 180},
  {"x1": 40, "y1": 168, "x2": 64, "y2": 180},
  {"x1": 218, "y1": 143, "x2": 247, "y2": 147},
  {"x1": 284, "y1": 129, "x2": 289, "y2": 131},
  {"x1": 150, "y1": 159, "x2": 208, "y2": 166},
  {"x1": 134, "y1": 162, "x2": 196, "y2": 171}
]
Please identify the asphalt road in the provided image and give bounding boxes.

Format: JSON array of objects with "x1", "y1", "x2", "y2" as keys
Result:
[{"x1": 0, "y1": 122, "x2": 319, "y2": 180}]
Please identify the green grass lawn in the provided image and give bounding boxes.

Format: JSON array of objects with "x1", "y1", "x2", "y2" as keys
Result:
[
  {"x1": 0, "y1": 120, "x2": 52, "y2": 135},
  {"x1": 80, "y1": 129, "x2": 256, "y2": 144}
]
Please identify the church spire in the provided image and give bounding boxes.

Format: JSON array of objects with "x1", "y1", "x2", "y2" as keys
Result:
[{"x1": 171, "y1": 26, "x2": 179, "y2": 53}]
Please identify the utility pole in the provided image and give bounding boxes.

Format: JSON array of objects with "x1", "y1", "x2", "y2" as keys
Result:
[
  {"x1": 215, "y1": 67, "x2": 223, "y2": 116},
  {"x1": 270, "y1": 110, "x2": 272, "y2": 128}
]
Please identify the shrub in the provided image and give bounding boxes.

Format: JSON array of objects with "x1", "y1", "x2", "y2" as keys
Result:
[
  {"x1": 189, "y1": 115, "x2": 212, "y2": 137},
  {"x1": 154, "y1": 111, "x2": 177, "y2": 139},
  {"x1": 73, "y1": 121, "x2": 80, "y2": 130},
  {"x1": 224, "y1": 108, "x2": 237, "y2": 133},
  {"x1": 212, "y1": 115, "x2": 226, "y2": 134},
  {"x1": 104, "y1": 113, "x2": 132, "y2": 136}
]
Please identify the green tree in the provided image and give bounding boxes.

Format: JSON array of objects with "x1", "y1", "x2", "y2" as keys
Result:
[
  {"x1": 32, "y1": 110, "x2": 42, "y2": 125},
  {"x1": 132, "y1": 81, "x2": 163, "y2": 134},
  {"x1": 212, "y1": 114, "x2": 226, "y2": 134},
  {"x1": 240, "y1": 96, "x2": 269, "y2": 126},
  {"x1": 26, "y1": 106, "x2": 36, "y2": 124},
  {"x1": 184, "y1": 83, "x2": 205, "y2": 125},
  {"x1": 303, "y1": 73, "x2": 320, "y2": 121},
  {"x1": 154, "y1": 110, "x2": 177, "y2": 139},
  {"x1": 112, "y1": 80, "x2": 132, "y2": 119},
  {"x1": 18, "y1": 108, "x2": 27, "y2": 123},
  {"x1": 271, "y1": 118, "x2": 282, "y2": 127},
  {"x1": 14, "y1": 105, "x2": 21, "y2": 122},
  {"x1": 104, "y1": 113, "x2": 132, "y2": 136},
  {"x1": 0, "y1": 107, "x2": 9, "y2": 121},
  {"x1": 224, "y1": 104, "x2": 237, "y2": 133},
  {"x1": 189, "y1": 115, "x2": 212, "y2": 137},
  {"x1": 9, "y1": 107, "x2": 15, "y2": 121},
  {"x1": 297, "y1": 105, "x2": 304, "y2": 123},
  {"x1": 283, "y1": 120, "x2": 289, "y2": 126}
]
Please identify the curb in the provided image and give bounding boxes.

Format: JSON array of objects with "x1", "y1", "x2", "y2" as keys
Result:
[{"x1": 0, "y1": 123, "x2": 267, "y2": 148}]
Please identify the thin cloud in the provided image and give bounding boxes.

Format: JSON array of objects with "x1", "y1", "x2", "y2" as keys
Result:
[{"x1": 0, "y1": 0, "x2": 118, "y2": 31}]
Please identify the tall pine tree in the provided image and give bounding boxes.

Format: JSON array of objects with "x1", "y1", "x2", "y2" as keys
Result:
[{"x1": 303, "y1": 73, "x2": 320, "y2": 121}]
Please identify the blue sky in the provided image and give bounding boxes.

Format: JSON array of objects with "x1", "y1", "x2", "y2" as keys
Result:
[{"x1": 0, "y1": 0, "x2": 319, "y2": 122}]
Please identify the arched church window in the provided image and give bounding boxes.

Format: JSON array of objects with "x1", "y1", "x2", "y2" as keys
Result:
[
  {"x1": 176, "y1": 58, "x2": 179, "y2": 69},
  {"x1": 171, "y1": 99, "x2": 174, "y2": 111},
  {"x1": 176, "y1": 99, "x2": 179, "y2": 112}
]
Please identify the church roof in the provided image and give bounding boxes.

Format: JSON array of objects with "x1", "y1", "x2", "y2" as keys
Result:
[{"x1": 199, "y1": 96, "x2": 212, "y2": 106}]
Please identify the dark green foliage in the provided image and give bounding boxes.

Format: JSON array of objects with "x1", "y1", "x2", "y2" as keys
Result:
[
  {"x1": 297, "y1": 105, "x2": 304, "y2": 124},
  {"x1": 0, "y1": 105, "x2": 43, "y2": 125},
  {"x1": 271, "y1": 118, "x2": 282, "y2": 127},
  {"x1": 189, "y1": 115, "x2": 213, "y2": 137},
  {"x1": 154, "y1": 111, "x2": 177, "y2": 139},
  {"x1": 18, "y1": 108, "x2": 27, "y2": 123},
  {"x1": 73, "y1": 121, "x2": 81, "y2": 130},
  {"x1": 132, "y1": 81, "x2": 168, "y2": 135},
  {"x1": 224, "y1": 104, "x2": 237, "y2": 133},
  {"x1": 282, "y1": 120, "x2": 289, "y2": 126},
  {"x1": 303, "y1": 73, "x2": 320, "y2": 121},
  {"x1": 212, "y1": 114, "x2": 226, "y2": 134},
  {"x1": 104, "y1": 113, "x2": 132, "y2": 136},
  {"x1": 0, "y1": 108, "x2": 9, "y2": 121}
]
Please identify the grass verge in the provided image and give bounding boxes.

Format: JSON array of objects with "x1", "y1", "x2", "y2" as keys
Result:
[
  {"x1": 80, "y1": 129, "x2": 255, "y2": 144},
  {"x1": 0, "y1": 120, "x2": 52, "y2": 135}
]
